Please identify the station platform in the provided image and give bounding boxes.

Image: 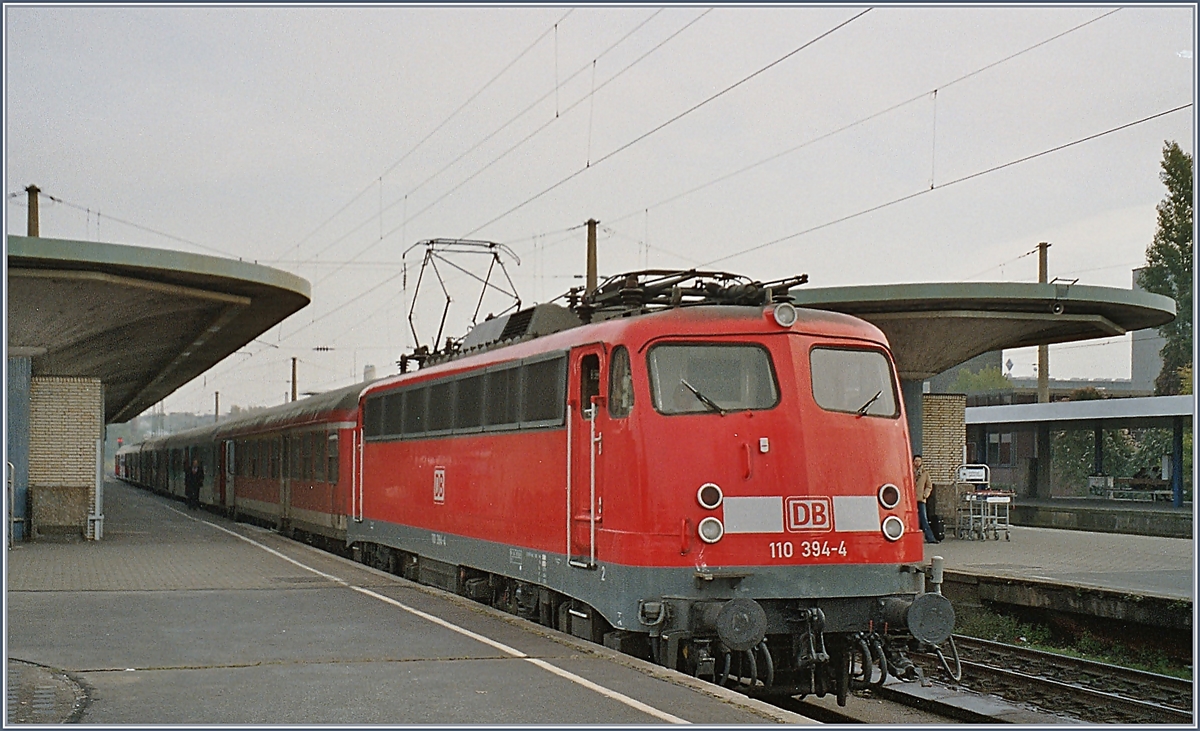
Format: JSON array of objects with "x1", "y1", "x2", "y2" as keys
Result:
[
  {"x1": 5, "y1": 480, "x2": 810, "y2": 725},
  {"x1": 923, "y1": 523, "x2": 1193, "y2": 601}
]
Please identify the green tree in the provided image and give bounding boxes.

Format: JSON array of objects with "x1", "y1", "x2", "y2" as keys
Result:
[
  {"x1": 949, "y1": 365, "x2": 1012, "y2": 394},
  {"x1": 1139, "y1": 141, "x2": 1193, "y2": 395}
]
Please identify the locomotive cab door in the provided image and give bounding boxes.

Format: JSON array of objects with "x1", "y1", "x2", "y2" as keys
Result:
[{"x1": 569, "y1": 345, "x2": 606, "y2": 568}]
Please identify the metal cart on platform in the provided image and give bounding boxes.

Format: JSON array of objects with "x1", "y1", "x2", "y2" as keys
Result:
[{"x1": 954, "y1": 464, "x2": 1013, "y2": 541}]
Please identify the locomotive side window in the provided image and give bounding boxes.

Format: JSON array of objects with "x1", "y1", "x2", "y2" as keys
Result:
[
  {"x1": 428, "y1": 381, "x2": 456, "y2": 433},
  {"x1": 809, "y1": 347, "x2": 899, "y2": 418},
  {"x1": 364, "y1": 396, "x2": 384, "y2": 438},
  {"x1": 609, "y1": 346, "x2": 634, "y2": 418},
  {"x1": 363, "y1": 352, "x2": 567, "y2": 440},
  {"x1": 522, "y1": 355, "x2": 567, "y2": 424},
  {"x1": 484, "y1": 367, "x2": 520, "y2": 427},
  {"x1": 455, "y1": 374, "x2": 485, "y2": 430},
  {"x1": 580, "y1": 354, "x2": 601, "y2": 419},
  {"x1": 648, "y1": 344, "x2": 779, "y2": 415},
  {"x1": 402, "y1": 387, "x2": 428, "y2": 436},
  {"x1": 382, "y1": 392, "x2": 404, "y2": 436}
]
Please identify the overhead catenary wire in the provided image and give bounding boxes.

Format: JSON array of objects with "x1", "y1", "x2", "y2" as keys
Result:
[
  {"x1": 459, "y1": 7, "x2": 873, "y2": 240},
  {"x1": 19, "y1": 192, "x2": 236, "y2": 258},
  {"x1": 307, "y1": 9, "x2": 705, "y2": 289},
  {"x1": 598, "y1": 7, "x2": 1124, "y2": 233},
  {"x1": 279, "y1": 7, "x2": 575, "y2": 263},
  {"x1": 700, "y1": 103, "x2": 1192, "y2": 269}
]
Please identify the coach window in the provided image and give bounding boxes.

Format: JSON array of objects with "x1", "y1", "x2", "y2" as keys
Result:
[
  {"x1": 290, "y1": 436, "x2": 302, "y2": 480},
  {"x1": 302, "y1": 432, "x2": 313, "y2": 480},
  {"x1": 580, "y1": 354, "x2": 601, "y2": 419},
  {"x1": 609, "y1": 346, "x2": 634, "y2": 418},
  {"x1": 327, "y1": 433, "x2": 339, "y2": 484},
  {"x1": 810, "y1": 347, "x2": 898, "y2": 418},
  {"x1": 314, "y1": 432, "x2": 326, "y2": 482},
  {"x1": 272, "y1": 438, "x2": 282, "y2": 479},
  {"x1": 648, "y1": 343, "x2": 779, "y2": 415}
]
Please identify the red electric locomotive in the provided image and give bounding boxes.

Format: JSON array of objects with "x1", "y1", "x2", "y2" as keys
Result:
[
  {"x1": 347, "y1": 270, "x2": 953, "y2": 702},
  {"x1": 117, "y1": 269, "x2": 954, "y2": 705}
]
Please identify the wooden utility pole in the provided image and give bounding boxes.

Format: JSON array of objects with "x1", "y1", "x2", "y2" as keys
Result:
[
  {"x1": 291, "y1": 358, "x2": 298, "y2": 402},
  {"x1": 586, "y1": 219, "x2": 599, "y2": 295},
  {"x1": 1037, "y1": 242, "x2": 1050, "y2": 404},
  {"x1": 214, "y1": 392, "x2": 220, "y2": 423},
  {"x1": 26, "y1": 185, "x2": 39, "y2": 237}
]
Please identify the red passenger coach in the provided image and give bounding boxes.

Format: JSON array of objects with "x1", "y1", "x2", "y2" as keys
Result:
[{"x1": 348, "y1": 270, "x2": 954, "y2": 702}]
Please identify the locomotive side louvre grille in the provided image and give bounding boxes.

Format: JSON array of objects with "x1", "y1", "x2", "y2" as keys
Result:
[
  {"x1": 364, "y1": 352, "x2": 567, "y2": 442},
  {"x1": 499, "y1": 308, "x2": 535, "y2": 341}
]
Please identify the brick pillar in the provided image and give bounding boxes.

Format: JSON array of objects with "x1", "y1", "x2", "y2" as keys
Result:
[
  {"x1": 29, "y1": 377, "x2": 103, "y2": 539},
  {"x1": 922, "y1": 393, "x2": 966, "y2": 520}
]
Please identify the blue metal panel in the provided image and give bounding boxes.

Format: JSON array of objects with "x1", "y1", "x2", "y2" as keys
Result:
[{"x1": 7, "y1": 356, "x2": 31, "y2": 541}]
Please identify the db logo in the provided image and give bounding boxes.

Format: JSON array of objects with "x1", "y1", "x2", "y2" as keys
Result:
[
  {"x1": 433, "y1": 467, "x2": 446, "y2": 504},
  {"x1": 786, "y1": 497, "x2": 832, "y2": 532}
]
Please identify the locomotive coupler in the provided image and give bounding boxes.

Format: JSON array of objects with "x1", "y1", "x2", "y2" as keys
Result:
[
  {"x1": 691, "y1": 639, "x2": 717, "y2": 680},
  {"x1": 638, "y1": 600, "x2": 666, "y2": 635},
  {"x1": 792, "y1": 606, "x2": 829, "y2": 669}
]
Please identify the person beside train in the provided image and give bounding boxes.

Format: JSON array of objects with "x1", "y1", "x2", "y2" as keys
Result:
[
  {"x1": 913, "y1": 454, "x2": 938, "y2": 544},
  {"x1": 185, "y1": 458, "x2": 203, "y2": 510}
]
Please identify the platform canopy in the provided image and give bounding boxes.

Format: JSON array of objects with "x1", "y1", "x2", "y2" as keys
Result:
[
  {"x1": 7, "y1": 235, "x2": 311, "y2": 423},
  {"x1": 790, "y1": 282, "x2": 1177, "y2": 380}
]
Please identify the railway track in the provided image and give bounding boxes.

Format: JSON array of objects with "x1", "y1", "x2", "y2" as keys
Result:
[{"x1": 914, "y1": 635, "x2": 1194, "y2": 724}]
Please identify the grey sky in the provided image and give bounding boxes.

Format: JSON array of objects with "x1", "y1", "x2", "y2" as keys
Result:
[{"x1": 5, "y1": 4, "x2": 1195, "y2": 416}]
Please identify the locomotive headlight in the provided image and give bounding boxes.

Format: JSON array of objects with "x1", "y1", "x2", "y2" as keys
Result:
[
  {"x1": 698, "y1": 516, "x2": 724, "y2": 543},
  {"x1": 771, "y1": 302, "x2": 798, "y2": 328},
  {"x1": 697, "y1": 482, "x2": 723, "y2": 510},
  {"x1": 878, "y1": 483, "x2": 901, "y2": 509},
  {"x1": 881, "y1": 515, "x2": 905, "y2": 542}
]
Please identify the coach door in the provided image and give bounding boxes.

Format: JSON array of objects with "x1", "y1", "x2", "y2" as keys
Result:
[
  {"x1": 220, "y1": 440, "x2": 233, "y2": 507},
  {"x1": 569, "y1": 345, "x2": 605, "y2": 568}
]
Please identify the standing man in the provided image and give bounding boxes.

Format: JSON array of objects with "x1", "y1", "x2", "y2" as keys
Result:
[
  {"x1": 185, "y1": 458, "x2": 204, "y2": 510},
  {"x1": 914, "y1": 454, "x2": 938, "y2": 544}
]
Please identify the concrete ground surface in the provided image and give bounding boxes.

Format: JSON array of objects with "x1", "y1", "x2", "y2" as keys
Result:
[
  {"x1": 6, "y1": 480, "x2": 810, "y2": 725},
  {"x1": 7, "y1": 479, "x2": 1194, "y2": 724},
  {"x1": 922, "y1": 523, "x2": 1194, "y2": 600}
]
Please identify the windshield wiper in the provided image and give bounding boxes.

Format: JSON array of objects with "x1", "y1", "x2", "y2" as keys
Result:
[
  {"x1": 680, "y1": 379, "x2": 725, "y2": 416},
  {"x1": 856, "y1": 390, "x2": 883, "y2": 417}
]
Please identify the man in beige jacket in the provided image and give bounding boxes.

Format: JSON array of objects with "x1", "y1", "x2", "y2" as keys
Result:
[{"x1": 913, "y1": 454, "x2": 938, "y2": 544}]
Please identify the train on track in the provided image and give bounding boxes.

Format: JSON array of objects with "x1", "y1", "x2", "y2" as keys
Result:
[{"x1": 117, "y1": 269, "x2": 954, "y2": 704}]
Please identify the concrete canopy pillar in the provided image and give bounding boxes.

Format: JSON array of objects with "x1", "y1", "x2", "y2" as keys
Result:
[
  {"x1": 1172, "y1": 416, "x2": 1184, "y2": 508},
  {"x1": 1036, "y1": 424, "x2": 1052, "y2": 499},
  {"x1": 901, "y1": 379, "x2": 925, "y2": 456},
  {"x1": 6, "y1": 355, "x2": 32, "y2": 541}
]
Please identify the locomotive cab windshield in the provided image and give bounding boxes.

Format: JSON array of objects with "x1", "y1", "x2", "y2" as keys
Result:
[{"x1": 648, "y1": 343, "x2": 779, "y2": 415}]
